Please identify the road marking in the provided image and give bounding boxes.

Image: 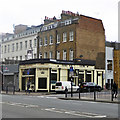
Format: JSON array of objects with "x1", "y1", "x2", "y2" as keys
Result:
[
  {"x1": 42, "y1": 108, "x2": 107, "y2": 118},
  {"x1": 1, "y1": 101, "x2": 39, "y2": 108}
]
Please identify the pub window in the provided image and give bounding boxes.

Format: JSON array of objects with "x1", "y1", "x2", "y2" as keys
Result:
[{"x1": 107, "y1": 60, "x2": 112, "y2": 70}]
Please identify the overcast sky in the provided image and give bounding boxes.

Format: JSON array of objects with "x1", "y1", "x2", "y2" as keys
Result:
[{"x1": 0, "y1": 0, "x2": 119, "y2": 42}]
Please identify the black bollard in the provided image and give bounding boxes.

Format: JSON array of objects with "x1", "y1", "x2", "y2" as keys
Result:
[
  {"x1": 65, "y1": 87, "x2": 68, "y2": 98},
  {"x1": 6, "y1": 86, "x2": 8, "y2": 94},
  {"x1": 94, "y1": 89, "x2": 96, "y2": 101},
  {"x1": 79, "y1": 86, "x2": 81, "y2": 99},
  {"x1": 13, "y1": 86, "x2": 15, "y2": 95}
]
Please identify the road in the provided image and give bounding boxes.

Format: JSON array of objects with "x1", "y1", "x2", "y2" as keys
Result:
[{"x1": 1, "y1": 94, "x2": 118, "y2": 118}]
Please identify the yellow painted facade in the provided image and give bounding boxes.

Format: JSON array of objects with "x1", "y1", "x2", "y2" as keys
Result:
[
  {"x1": 114, "y1": 50, "x2": 120, "y2": 88},
  {"x1": 19, "y1": 61, "x2": 105, "y2": 92}
]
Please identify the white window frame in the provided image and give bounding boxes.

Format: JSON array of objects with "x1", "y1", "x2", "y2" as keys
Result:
[
  {"x1": 49, "y1": 51, "x2": 53, "y2": 59},
  {"x1": 44, "y1": 36, "x2": 47, "y2": 46},
  {"x1": 57, "y1": 51, "x2": 60, "y2": 59},
  {"x1": 44, "y1": 52, "x2": 47, "y2": 58},
  {"x1": 39, "y1": 38, "x2": 42, "y2": 46},
  {"x1": 69, "y1": 49, "x2": 73, "y2": 61},
  {"x1": 69, "y1": 31, "x2": 74, "y2": 41},
  {"x1": 57, "y1": 34, "x2": 60, "y2": 44},
  {"x1": 63, "y1": 32, "x2": 67, "y2": 42},
  {"x1": 63, "y1": 50, "x2": 67, "y2": 60},
  {"x1": 49, "y1": 35, "x2": 53, "y2": 45}
]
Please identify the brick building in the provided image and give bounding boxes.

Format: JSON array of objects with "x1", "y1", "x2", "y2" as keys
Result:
[
  {"x1": 37, "y1": 11, "x2": 105, "y2": 69},
  {"x1": 114, "y1": 50, "x2": 120, "y2": 88}
]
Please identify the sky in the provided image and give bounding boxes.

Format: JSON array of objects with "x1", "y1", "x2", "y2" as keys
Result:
[{"x1": 0, "y1": 0, "x2": 119, "y2": 42}]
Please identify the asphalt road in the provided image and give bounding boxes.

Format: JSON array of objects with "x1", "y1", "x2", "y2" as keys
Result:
[{"x1": 1, "y1": 94, "x2": 118, "y2": 118}]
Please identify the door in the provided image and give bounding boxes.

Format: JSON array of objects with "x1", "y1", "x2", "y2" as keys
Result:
[{"x1": 22, "y1": 77, "x2": 26, "y2": 90}]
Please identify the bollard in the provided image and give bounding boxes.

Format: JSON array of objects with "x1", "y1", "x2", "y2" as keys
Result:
[
  {"x1": 94, "y1": 89, "x2": 96, "y2": 101},
  {"x1": 111, "y1": 90, "x2": 114, "y2": 101},
  {"x1": 6, "y1": 86, "x2": 8, "y2": 94},
  {"x1": 79, "y1": 86, "x2": 81, "y2": 99},
  {"x1": 13, "y1": 86, "x2": 15, "y2": 95},
  {"x1": 65, "y1": 87, "x2": 68, "y2": 98}
]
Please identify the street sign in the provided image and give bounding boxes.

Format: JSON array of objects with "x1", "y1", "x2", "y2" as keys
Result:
[{"x1": 70, "y1": 67, "x2": 73, "y2": 72}]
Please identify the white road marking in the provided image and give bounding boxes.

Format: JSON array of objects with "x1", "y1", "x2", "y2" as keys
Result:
[
  {"x1": 42, "y1": 108, "x2": 107, "y2": 118},
  {"x1": 1, "y1": 101, "x2": 39, "y2": 108}
]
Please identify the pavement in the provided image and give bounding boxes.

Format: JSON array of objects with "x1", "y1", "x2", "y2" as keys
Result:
[{"x1": 1, "y1": 90, "x2": 119, "y2": 104}]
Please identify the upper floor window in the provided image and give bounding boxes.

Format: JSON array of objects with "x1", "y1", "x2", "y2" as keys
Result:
[
  {"x1": 8, "y1": 45, "x2": 10, "y2": 53},
  {"x1": 34, "y1": 39, "x2": 37, "y2": 47},
  {"x1": 16, "y1": 56, "x2": 18, "y2": 60},
  {"x1": 25, "y1": 41, "x2": 27, "y2": 49},
  {"x1": 16, "y1": 43, "x2": 18, "y2": 51},
  {"x1": 49, "y1": 35, "x2": 53, "y2": 45},
  {"x1": 4, "y1": 45, "x2": 7, "y2": 53},
  {"x1": 69, "y1": 31, "x2": 74, "y2": 41},
  {"x1": 29, "y1": 40, "x2": 32, "y2": 48},
  {"x1": 20, "y1": 56, "x2": 22, "y2": 61},
  {"x1": 20, "y1": 42, "x2": 22, "y2": 50},
  {"x1": 69, "y1": 49, "x2": 73, "y2": 61},
  {"x1": 49, "y1": 51, "x2": 53, "y2": 59},
  {"x1": 65, "y1": 20, "x2": 72, "y2": 25},
  {"x1": 57, "y1": 51, "x2": 60, "y2": 59},
  {"x1": 44, "y1": 52, "x2": 47, "y2": 58},
  {"x1": 39, "y1": 38, "x2": 43, "y2": 46},
  {"x1": 63, "y1": 50, "x2": 67, "y2": 60},
  {"x1": 63, "y1": 32, "x2": 67, "y2": 42},
  {"x1": 57, "y1": 34, "x2": 60, "y2": 44},
  {"x1": 44, "y1": 36, "x2": 47, "y2": 46},
  {"x1": 12, "y1": 43, "x2": 14, "y2": 52}
]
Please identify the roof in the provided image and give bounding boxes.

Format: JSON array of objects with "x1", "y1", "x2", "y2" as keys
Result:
[{"x1": 19, "y1": 59, "x2": 96, "y2": 66}]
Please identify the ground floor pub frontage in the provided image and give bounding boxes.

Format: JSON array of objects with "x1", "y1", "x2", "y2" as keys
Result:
[{"x1": 19, "y1": 59, "x2": 105, "y2": 92}]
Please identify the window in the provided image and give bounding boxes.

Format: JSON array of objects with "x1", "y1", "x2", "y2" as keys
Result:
[
  {"x1": 25, "y1": 41, "x2": 27, "y2": 49},
  {"x1": 39, "y1": 52, "x2": 42, "y2": 58},
  {"x1": 57, "y1": 34, "x2": 60, "y2": 44},
  {"x1": 107, "y1": 60, "x2": 112, "y2": 70},
  {"x1": 63, "y1": 50, "x2": 67, "y2": 60},
  {"x1": 44, "y1": 36, "x2": 47, "y2": 46},
  {"x1": 29, "y1": 40, "x2": 32, "y2": 48},
  {"x1": 4, "y1": 45, "x2": 7, "y2": 53},
  {"x1": 44, "y1": 52, "x2": 47, "y2": 58},
  {"x1": 57, "y1": 51, "x2": 60, "y2": 59},
  {"x1": 34, "y1": 39, "x2": 37, "y2": 47},
  {"x1": 16, "y1": 43, "x2": 18, "y2": 51},
  {"x1": 69, "y1": 31, "x2": 74, "y2": 41},
  {"x1": 69, "y1": 49, "x2": 73, "y2": 61},
  {"x1": 20, "y1": 42, "x2": 22, "y2": 50},
  {"x1": 8, "y1": 45, "x2": 10, "y2": 53},
  {"x1": 63, "y1": 32, "x2": 67, "y2": 42},
  {"x1": 65, "y1": 20, "x2": 72, "y2": 25},
  {"x1": 12, "y1": 43, "x2": 14, "y2": 52},
  {"x1": 49, "y1": 51, "x2": 53, "y2": 59},
  {"x1": 39, "y1": 38, "x2": 42, "y2": 46},
  {"x1": 12, "y1": 57, "x2": 14, "y2": 60},
  {"x1": 25, "y1": 55, "x2": 27, "y2": 60},
  {"x1": 50, "y1": 35, "x2": 53, "y2": 45},
  {"x1": 16, "y1": 56, "x2": 18, "y2": 60},
  {"x1": 38, "y1": 78, "x2": 47, "y2": 89},
  {"x1": 34, "y1": 54, "x2": 36, "y2": 59},
  {"x1": 20, "y1": 56, "x2": 22, "y2": 60}
]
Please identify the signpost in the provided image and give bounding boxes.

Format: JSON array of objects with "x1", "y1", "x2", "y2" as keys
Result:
[{"x1": 70, "y1": 66, "x2": 73, "y2": 97}]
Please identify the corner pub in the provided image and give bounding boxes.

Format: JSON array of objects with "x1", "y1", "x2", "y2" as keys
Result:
[{"x1": 19, "y1": 59, "x2": 105, "y2": 92}]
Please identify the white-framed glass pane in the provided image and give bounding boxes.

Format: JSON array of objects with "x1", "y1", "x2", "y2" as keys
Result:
[
  {"x1": 69, "y1": 31, "x2": 74, "y2": 41},
  {"x1": 63, "y1": 32, "x2": 67, "y2": 42}
]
